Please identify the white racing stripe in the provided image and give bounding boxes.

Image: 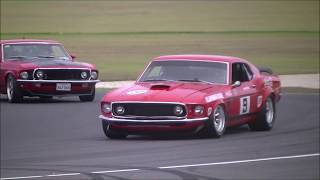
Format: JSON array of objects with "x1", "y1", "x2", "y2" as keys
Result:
[{"x1": 1, "y1": 153, "x2": 319, "y2": 180}]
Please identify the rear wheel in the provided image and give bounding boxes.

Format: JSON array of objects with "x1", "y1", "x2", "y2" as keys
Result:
[
  {"x1": 6, "y1": 75, "x2": 23, "y2": 103},
  {"x1": 200, "y1": 105, "x2": 226, "y2": 138},
  {"x1": 79, "y1": 87, "x2": 95, "y2": 102},
  {"x1": 249, "y1": 97, "x2": 275, "y2": 131},
  {"x1": 102, "y1": 120, "x2": 127, "y2": 139}
]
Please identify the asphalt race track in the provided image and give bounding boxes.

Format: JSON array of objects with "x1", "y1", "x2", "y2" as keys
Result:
[{"x1": 1, "y1": 92, "x2": 319, "y2": 180}]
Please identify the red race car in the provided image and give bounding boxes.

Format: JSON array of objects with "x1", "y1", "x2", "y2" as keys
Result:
[
  {"x1": 100, "y1": 55, "x2": 281, "y2": 139},
  {"x1": 0, "y1": 39, "x2": 99, "y2": 103}
]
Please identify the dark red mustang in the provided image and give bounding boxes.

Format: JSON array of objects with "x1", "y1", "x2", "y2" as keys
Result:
[
  {"x1": 0, "y1": 39, "x2": 99, "y2": 102},
  {"x1": 100, "y1": 55, "x2": 281, "y2": 139}
]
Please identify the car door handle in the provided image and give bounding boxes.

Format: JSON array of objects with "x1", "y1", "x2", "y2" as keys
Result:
[{"x1": 250, "y1": 85, "x2": 256, "y2": 88}]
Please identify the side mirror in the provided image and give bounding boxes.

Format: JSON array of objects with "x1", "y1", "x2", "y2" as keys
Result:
[
  {"x1": 70, "y1": 54, "x2": 76, "y2": 60},
  {"x1": 232, "y1": 81, "x2": 241, "y2": 88}
]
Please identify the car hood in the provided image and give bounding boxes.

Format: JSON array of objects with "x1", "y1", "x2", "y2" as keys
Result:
[
  {"x1": 104, "y1": 82, "x2": 229, "y2": 104},
  {"x1": 9, "y1": 58, "x2": 94, "y2": 69}
]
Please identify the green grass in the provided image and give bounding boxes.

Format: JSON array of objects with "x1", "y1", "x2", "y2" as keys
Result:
[
  {"x1": 281, "y1": 87, "x2": 319, "y2": 94},
  {"x1": 1, "y1": 1, "x2": 319, "y2": 33},
  {"x1": 1, "y1": 1, "x2": 319, "y2": 81}
]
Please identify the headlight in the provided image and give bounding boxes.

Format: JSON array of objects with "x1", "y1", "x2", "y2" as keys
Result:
[
  {"x1": 194, "y1": 105, "x2": 204, "y2": 115},
  {"x1": 115, "y1": 106, "x2": 125, "y2": 115},
  {"x1": 36, "y1": 70, "x2": 44, "y2": 79},
  {"x1": 173, "y1": 105, "x2": 184, "y2": 116},
  {"x1": 102, "y1": 103, "x2": 112, "y2": 114},
  {"x1": 90, "y1": 71, "x2": 98, "y2": 80},
  {"x1": 81, "y1": 71, "x2": 88, "y2": 79},
  {"x1": 20, "y1": 71, "x2": 29, "y2": 79}
]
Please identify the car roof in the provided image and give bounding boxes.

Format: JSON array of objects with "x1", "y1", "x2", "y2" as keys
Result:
[
  {"x1": 0, "y1": 39, "x2": 60, "y2": 45},
  {"x1": 153, "y1": 54, "x2": 248, "y2": 63}
]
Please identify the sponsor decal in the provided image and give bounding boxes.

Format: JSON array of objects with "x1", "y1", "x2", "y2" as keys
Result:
[
  {"x1": 127, "y1": 90, "x2": 147, "y2": 95},
  {"x1": 224, "y1": 91, "x2": 232, "y2": 97},
  {"x1": 205, "y1": 93, "x2": 224, "y2": 103},
  {"x1": 264, "y1": 77, "x2": 273, "y2": 87},
  {"x1": 257, "y1": 95, "x2": 263, "y2": 108},
  {"x1": 240, "y1": 96, "x2": 250, "y2": 115}
]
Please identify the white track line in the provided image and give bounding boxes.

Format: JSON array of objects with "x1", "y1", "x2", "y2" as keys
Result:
[
  {"x1": 159, "y1": 153, "x2": 320, "y2": 169},
  {"x1": 47, "y1": 173, "x2": 81, "y2": 177},
  {"x1": 1, "y1": 153, "x2": 319, "y2": 180},
  {"x1": 91, "y1": 169, "x2": 140, "y2": 174}
]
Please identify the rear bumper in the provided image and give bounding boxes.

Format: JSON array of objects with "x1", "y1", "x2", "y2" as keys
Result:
[{"x1": 16, "y1": 80, "x2": 99, "y2": 96}]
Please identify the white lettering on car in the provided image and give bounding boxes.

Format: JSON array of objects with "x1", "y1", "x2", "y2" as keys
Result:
[
  {"x1": 127, "y1": 90, "x2": 147, "y2": 95},
  {"x1": 257, "y1": 95, "x2": 263, "y2": 108},
  {"x1": 205, "y1": 93, "x2": 224, "y2": 103}
]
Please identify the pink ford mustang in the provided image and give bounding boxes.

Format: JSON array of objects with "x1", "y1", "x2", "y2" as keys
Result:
[
  {"x1": 0, "y1": 39, "x2": 99, "y2": 102},
  {"x1": 100, "y1": 55, "x2": 281, "y2": 139}
]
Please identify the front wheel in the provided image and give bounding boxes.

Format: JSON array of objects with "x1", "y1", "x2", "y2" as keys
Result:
[
  {"x1": 102, "y1": 120, "x2": 127, "y2": 139},
  {"x1": 249, "y1": 97, "x2": 275, "y2": 131},
  {"x1": 6, "y1": 75, "x2": 23, "y2": 103},
  {"x1": 79, "y1": 87, "x2": 95, "y2": 102},
  {"x1": 200, "y1": 105, "x2": 226, "y2": 138}
]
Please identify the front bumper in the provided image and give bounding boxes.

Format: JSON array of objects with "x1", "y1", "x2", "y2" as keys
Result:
[
  {"x1": 99, "y1": 115, "x2": 208, "y2": 133},
  {"x1": 16, "y1": 79, "x2": 99, "y2": 96},
  {"x1": 99, "y1": 115, "x2": 208, "y2": 123}
]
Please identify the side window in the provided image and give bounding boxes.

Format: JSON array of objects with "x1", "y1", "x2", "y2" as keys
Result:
[
  {"x1": 243, "y1": 63, "x2": 253, "y2": 80},
  {"x1": 232, "y1": 63, "x2": 251, "y2": 83},
  {"x1": 232, "y1": 63, "x2": 242, "y2": 83}
]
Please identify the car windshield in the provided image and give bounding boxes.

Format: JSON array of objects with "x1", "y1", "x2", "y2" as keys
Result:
[
  {"x1": 139, "y1": 60, "x2": 228, "y2": 84},
  {"x1": 3, "y1": 44, "x2": 71, "y2": 61}
]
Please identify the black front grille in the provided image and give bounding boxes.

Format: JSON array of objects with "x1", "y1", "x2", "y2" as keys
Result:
[
  {"x1": 34, "y1": 69, "x2": 90, "y2": 80},
  {"x1": 112, "y1": 102, "x2": 187, "y2": 118}
]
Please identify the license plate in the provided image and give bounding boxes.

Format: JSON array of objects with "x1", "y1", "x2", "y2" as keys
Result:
[{"x1": 56, "y1": 83, "x2": 71, "y2": 91}]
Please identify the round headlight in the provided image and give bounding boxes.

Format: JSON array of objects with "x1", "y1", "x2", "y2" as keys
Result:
[
  {"x1": 36, "y1": 70, "x2": 44, "y2": 79},
  {"x1": 194, "y1": 105, "x2": 204, "y2": 115},
  {"x1": 90, "y1": 71, "x2": 98, "y2": 80},
  {"x1": 102, "y1": 103, "x2": 112, "y2": 114},
  {"x1": 81, "y1": 71, "x2": 88, "y2": 79},
  {"x1": 20, "y1": 71, "x2": 29, "y2": 79},
  {"x1": 173, "y1": 105, "x2": 184, "y2": 116},
  {"x1": 116, "y1": 106, "x2": 125, "y2": 115}
]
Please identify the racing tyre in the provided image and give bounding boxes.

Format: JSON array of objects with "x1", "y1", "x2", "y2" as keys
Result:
[
  {"x1": 102, "y1": 120, "x2": 127, "y2": 139},
  {"x1": 249, "y1": 97, "x2": 275, "y2": 131},
  {"x1": 79, "y1": 87, "x2": 95, "y2": 102},
  {"x1": 201, "y1": 105, "x2": 226, "y2": 138},
  {"x1": 6, "y1": 75, "x2": 23, "y2": 103}
]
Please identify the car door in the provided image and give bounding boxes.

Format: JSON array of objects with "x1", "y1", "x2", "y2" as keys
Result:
[{"x1": 228, "y1": 63, "x2": 259, "y2": 123}]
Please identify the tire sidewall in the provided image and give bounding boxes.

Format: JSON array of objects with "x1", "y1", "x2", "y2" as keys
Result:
[
  {"x1": 203, "y1": 105, "x2": 226, "y2": 138},
  {"x1": 6, "y1": 75, "x2": 22, "y2": 103}
]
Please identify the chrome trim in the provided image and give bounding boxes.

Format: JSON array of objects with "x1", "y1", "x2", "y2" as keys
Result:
[
  {"x1": 32, "y1": 68, "x2": 94, "y2": 80},
  {"x1": 26, "y1": 92, "x2": 94, "y2": 97},
  {"x1": 99, "y1": 115, "x2": 208, "y2": 123},
  {"x1": 17, "y1": 79, "x2": 100, "y2": 83},
  {"x1": 110, "y1": 101, "x2": 188, "y2": 119},
  {"x1": 112, "y1": 115, "x2": 185, "y2": 120}
]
